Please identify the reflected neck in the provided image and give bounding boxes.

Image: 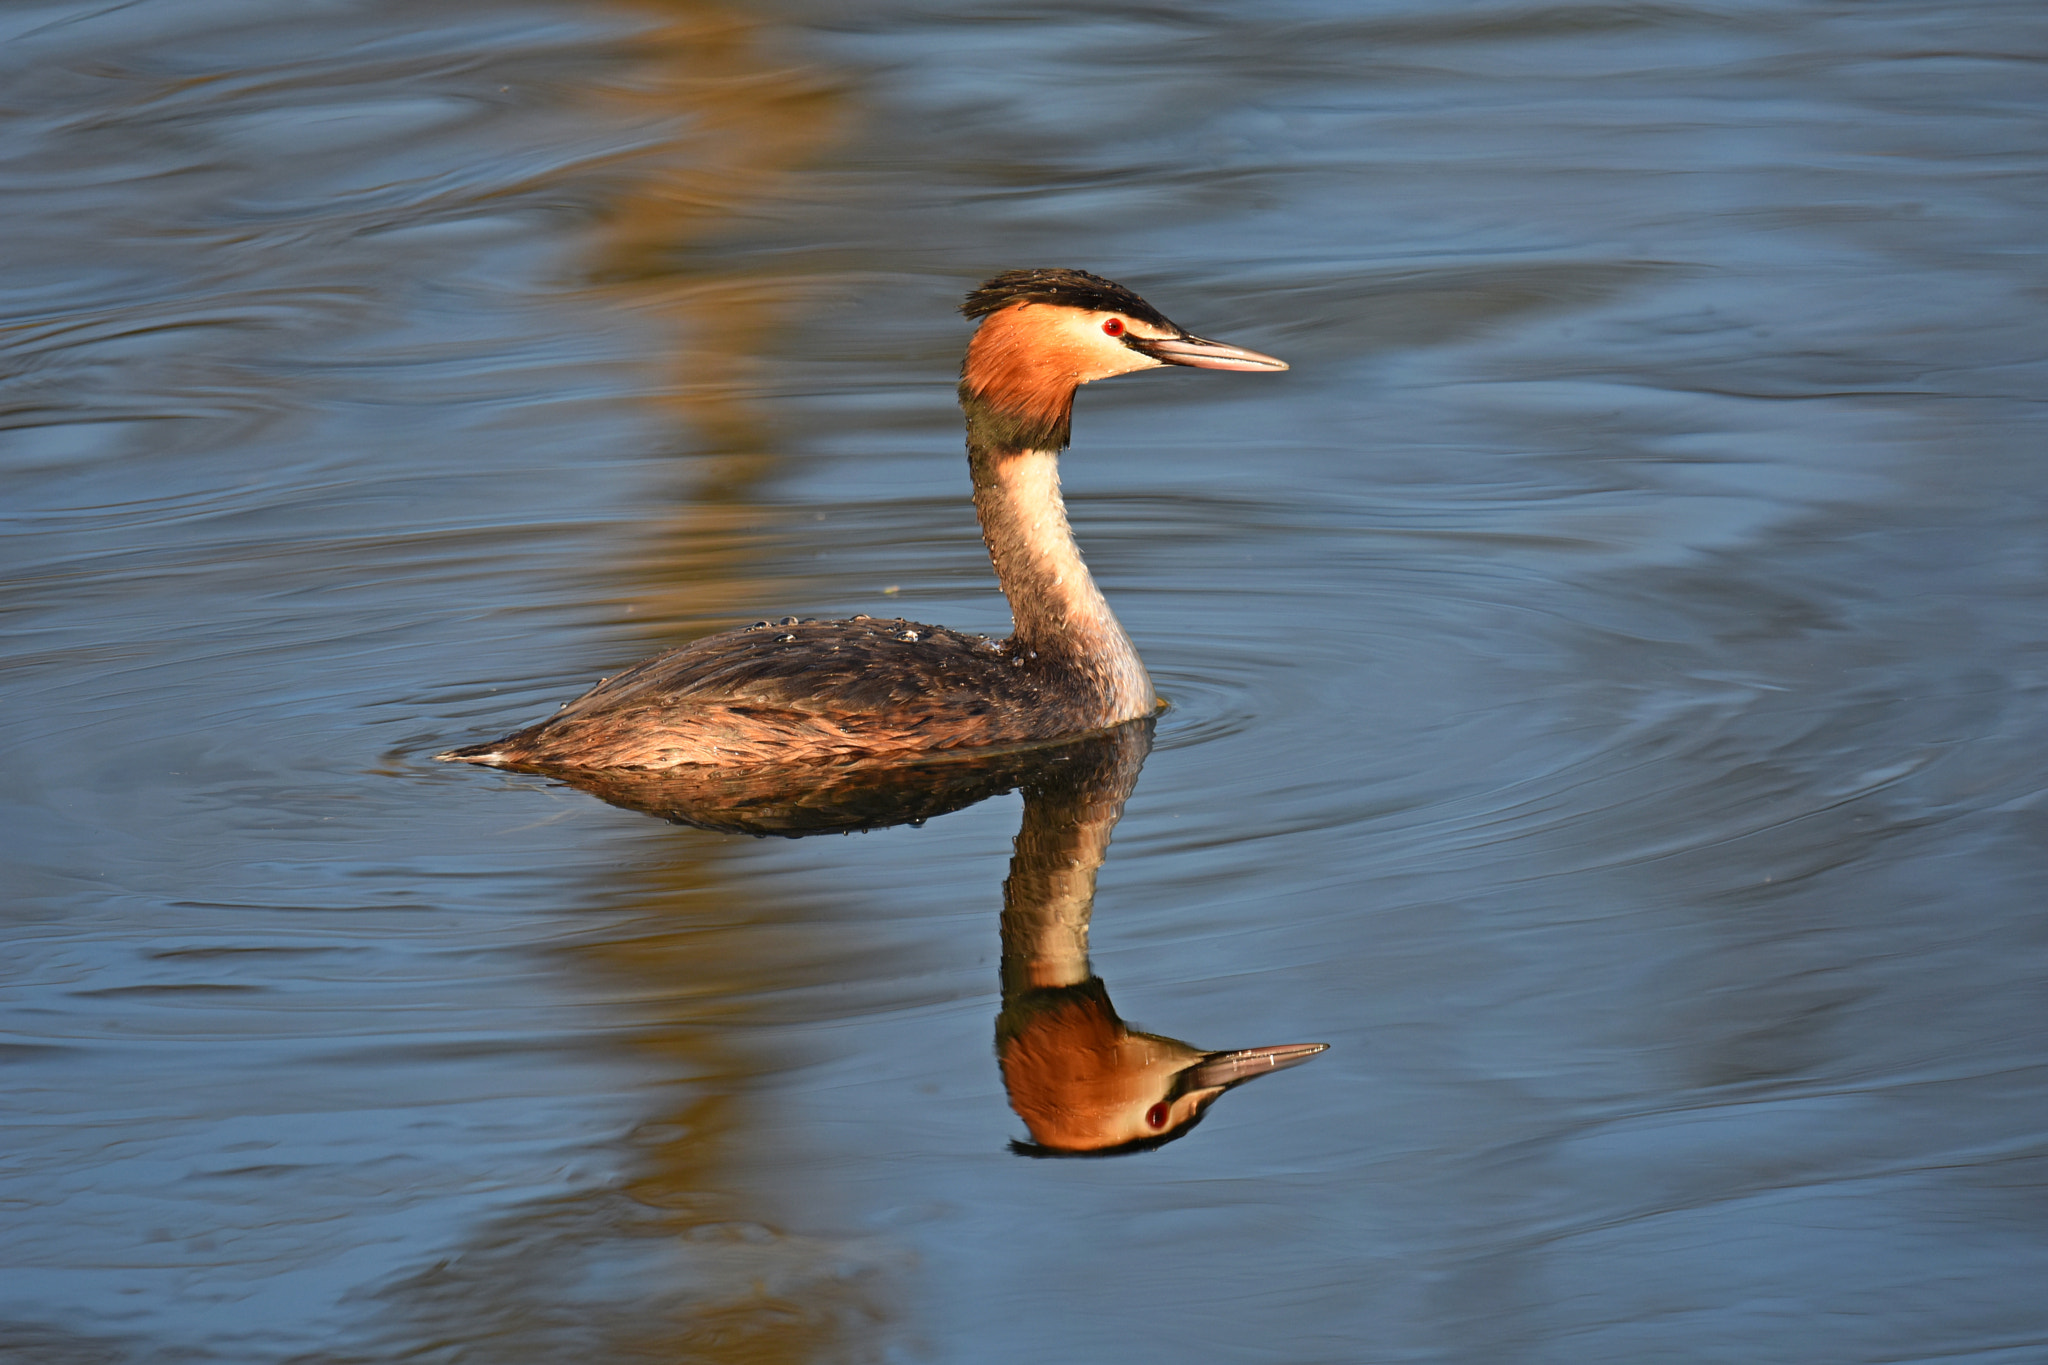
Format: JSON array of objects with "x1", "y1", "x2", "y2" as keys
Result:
[
  {"x1": 965, "y1": 432, "x2": 1153, "y2": 722},
  {"x1": 998, "y1": 783, "x2": 1116, "y2": 993},
  {"x1": 997, "y1": 724, "x2": 1152, "y2": 998}
]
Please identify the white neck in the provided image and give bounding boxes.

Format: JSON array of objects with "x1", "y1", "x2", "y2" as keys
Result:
[{"x1": 969, "y1": 446, "x2": 1154, "y2": 723}]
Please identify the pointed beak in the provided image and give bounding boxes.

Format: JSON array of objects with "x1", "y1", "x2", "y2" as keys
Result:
[
  {"x1": 1182, "y1": 1042, "x2": 1328, "y2": 1092},
  {"x1": 1132, "y1": 332, "x2": 1289, "y2": 372}
]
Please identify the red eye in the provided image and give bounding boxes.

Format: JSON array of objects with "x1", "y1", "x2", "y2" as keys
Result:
[
  {"x1": 1102, "y1": 317, "x2": 1125, "y2": 337},
  {"x1": 1145, "y1": 1101, "x2": 1170, "y2": 1129}
]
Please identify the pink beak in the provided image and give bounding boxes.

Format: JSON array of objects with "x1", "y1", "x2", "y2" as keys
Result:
[
  {"x1": 1183, "y1": 1041, "x2": 1329, "y2": 1091},
  {"x1": 1137, "y1": 332, "x2": 1290, "y2": 372}
]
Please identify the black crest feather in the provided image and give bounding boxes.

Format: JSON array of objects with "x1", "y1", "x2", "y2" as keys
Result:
[{"x1": 961, "y1": 268, "x2": 1175, "y2": 329}]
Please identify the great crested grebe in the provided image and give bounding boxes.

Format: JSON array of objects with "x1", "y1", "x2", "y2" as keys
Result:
[{"x1": 438, "y1": 268, "x2": 1286, "y2": 771}]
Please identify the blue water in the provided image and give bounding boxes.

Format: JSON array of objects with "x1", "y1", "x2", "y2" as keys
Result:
[{"x1": 4, "y1": 1, "x2": 2045, "y2": 1360}]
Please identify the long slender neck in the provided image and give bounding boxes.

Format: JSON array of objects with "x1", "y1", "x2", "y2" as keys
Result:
[{"x1": 967, "y1": 440, "x2": 1153, "y2": 719}]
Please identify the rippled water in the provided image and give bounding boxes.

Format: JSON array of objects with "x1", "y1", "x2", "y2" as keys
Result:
[{"x1": 6, "y1": 1, "x2": 2046, "y2": 1360}]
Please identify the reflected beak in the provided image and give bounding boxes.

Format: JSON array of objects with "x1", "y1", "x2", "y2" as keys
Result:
[
  {"x1": 1132, "y1": 332, "x2": 1290, "y2": 372},
  {"x1": 1182, "y1": 1042, "x2": 1328, "y2": 1092}
]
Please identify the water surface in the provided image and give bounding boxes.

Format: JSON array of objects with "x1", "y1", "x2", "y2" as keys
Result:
[{"x1": 4, "y1": 1, "x2": 2046, "y2": 1360}]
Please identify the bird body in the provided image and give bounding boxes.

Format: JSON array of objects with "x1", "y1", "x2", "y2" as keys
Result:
[
  {"x1": 440, "y1": 269, "x2": 1285, "y2": 771},
  {"x1": 457, "y1": 613, "x2": 1116, "y2": 769}
]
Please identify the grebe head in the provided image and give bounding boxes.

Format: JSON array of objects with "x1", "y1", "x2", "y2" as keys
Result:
[{"x1": 960, "y1": 268, "x2": 1287, "y2": 451}]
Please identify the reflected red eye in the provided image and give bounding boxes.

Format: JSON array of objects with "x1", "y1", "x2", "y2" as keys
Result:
[
  {"x1": 1102, "y1": 317, "x2": 1125, "y2": 337},
  {"x1": 1144, "y1": 1101, "x2": 1170, "y2": 1129}
]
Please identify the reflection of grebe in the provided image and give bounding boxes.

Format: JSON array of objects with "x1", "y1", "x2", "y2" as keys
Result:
[
  {"x1": 994, "y1": 720, "x2": 1325, "y2": 1155},
  {"x1": 439, "y1": 269, "x2": 1285, "y2": 771}
]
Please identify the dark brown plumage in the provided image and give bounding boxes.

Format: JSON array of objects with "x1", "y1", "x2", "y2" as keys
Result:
[
  {"x1": 961, "y1": 268, "x2": 1175, "y2": 328},
  {"x1": 443, "y1": 617, "x2": 1107, "y2": 769},
  {"x1": 438, "y1": 270, "x2": 1285, "y2": 773}
]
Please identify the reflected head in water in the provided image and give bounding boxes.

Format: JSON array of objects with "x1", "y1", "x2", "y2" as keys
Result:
[{"x1": 1000, "y1": 977, "x2": 1327, "y2": 1157}]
